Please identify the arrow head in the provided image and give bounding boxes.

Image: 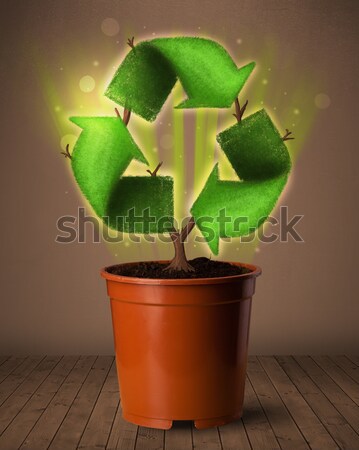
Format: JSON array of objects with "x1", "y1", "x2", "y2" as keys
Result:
[
  {"x1": 69, "y1": 116, "x2": 148, "y2": 218},
  {"x1": 70, "y1": 116, "x2": 148, "y2": 165},
  {"x1": 173, "y1": 56, "x2": 255, "y2": 110},
  {"x1": 105, "y1": 37, "x2": 255, "y2": 121}
]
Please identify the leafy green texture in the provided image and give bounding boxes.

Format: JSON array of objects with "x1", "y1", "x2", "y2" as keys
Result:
[
  {"x1": 69, "y1": 38, "x2": 291, "y2": 254},
  {"x1": 106, "y1": 177, "x2": 174, "y2": 233},
  {"x1": 190, "y1": 110, "x2": 292, "y2": 254},
  {"x1": 70, "y1": 117, "x2": 173, "y2": 232},
  {"x1": 105, "y1": 37, "x2": 255, "y2": 121}
]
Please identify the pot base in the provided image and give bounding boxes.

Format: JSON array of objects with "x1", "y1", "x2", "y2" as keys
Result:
[
  {"x1": 123, "y1": 411, "x2": 173, "y2": 430},
  {"x1": 123, "y1": 411, "x2": 243, "y2": 430}
]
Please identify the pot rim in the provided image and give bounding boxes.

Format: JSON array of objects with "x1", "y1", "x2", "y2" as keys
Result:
[{"x1": 101, "y1": 260, "x2": 261, "y2": 285}]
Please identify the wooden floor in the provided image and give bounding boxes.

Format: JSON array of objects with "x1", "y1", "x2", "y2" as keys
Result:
[{"x1": 0, "y1": 356, "x2": 358, "y2": 450}]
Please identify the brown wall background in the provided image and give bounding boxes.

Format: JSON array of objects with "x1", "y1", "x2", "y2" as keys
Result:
[{"x1": 1, "y1": 0, "x2": 358, "y2": 354}]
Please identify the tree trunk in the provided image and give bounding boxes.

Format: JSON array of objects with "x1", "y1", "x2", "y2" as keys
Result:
[{"x1": 164, "y1": 218, "x2": 196, "y2": 272}]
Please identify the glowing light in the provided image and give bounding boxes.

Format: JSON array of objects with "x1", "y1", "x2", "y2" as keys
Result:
[
  {"x1": 60, "y1": 134, "x2": 77, "y2": 151},
  {"x1": 293, "y1": 108, "x2": 300, "y2": 115},
  {"x1": 79, "y1": 75, "x2": 95, "y2": 93},
  {"x1": 194, "y1": 110, "x2": 206, "y2": 194},
  {"x1": 262, "y1": 79, "x2": 268, "y2": 85},
  {"x1": 54, "y1": 105, "x2": 61, "y2": 112},
  {"x1": 36, "y1": 35, "x2": 320, "y2": 264},
  {"x1": 160, "y1": 134, "x2": 174, "y2": 149},
  {"x1": 172, "y1": 84, "x2": 185, "y2": 222},
  {"x1": 315, "y1": 93, "x2": 330, "y2": 109},
  {"x1": 101, "y1": 18, "x2": 119, "y2": 36}
]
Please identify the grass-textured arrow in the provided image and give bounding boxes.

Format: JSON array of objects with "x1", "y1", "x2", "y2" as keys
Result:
[
  {"x1": 190, "y1": 109, "x2": 292, "y2": 254},
  {"x1": 70, "y1": 116, "x2": 174, "y2": 233},
  {"x1": 105, "y1": 37, "x2": 255, "y2": 121}
]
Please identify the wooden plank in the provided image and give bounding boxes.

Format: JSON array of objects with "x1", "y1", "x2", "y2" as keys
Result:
[
  {"x1": 0, "y1": 356, "x2": 27, "y2": 384},
  {"x1": 313, "y1": 356, "x2": 359, "y2": 405},
  {"x1": 277, "y1": 356, "x2": 359, "y2": 450},
  {"x1": 0, "y1": 356, "x2": 78, "y2": 450},
  {"x1": 48, "y1": 356, "x2": 113, "y2": 450},
  {"x1": 331, "y1": 355, "x2": 359, "y2": 384},
  {"x1": 259, "y1": 356, "x2": 339, "y2": 450},
  {"x1": 106, "y1": 401, "x2": 138, "y2": 450},
  {"x1": 135, "y1": 426, "x2": 164, "y2": 450},
  {"x1": 0, "y1": 356, "x2": 43, "y2": 404},
  {"x1": 0, "y1": 356, "x2": 60, "y2": 435},
  {"x1": 77, "y1": 360, "x2": 119, "y2": 450},
  {"x1": 241, "y1": 377, "x2": 280, "y2": 450},
  {"x1": 346, "y1": 355, "x2": 359, "y2": 366},
  {"x1": 247, "y1": 357, "x2": 310, "y2": 450},
  {"x1": 218, "y1": 419, "x2": 251, "y2": 450},
  {"x1": 192, "y1": 424, "x2": 222, "y2": 450},
  {"x1": 20, "y1": 355, "x2": 96, "y2": 450},
  {"x1": 295, "y1": 356, "x2": 359, "y2": 433},
  {"x1": 0, "y1": 356, "x2": 9, "y2": 367},
  {"x1": 165, "y1": 421, "x2": 192, "y2": 450}
]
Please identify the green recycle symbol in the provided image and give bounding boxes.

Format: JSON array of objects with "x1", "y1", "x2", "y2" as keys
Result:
[{"x1": 70, "y1": 37, "x2": 291, "y2": 254}]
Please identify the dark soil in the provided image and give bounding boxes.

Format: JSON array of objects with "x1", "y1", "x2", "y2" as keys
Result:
[{"x1": 106, "y1": 257, "x2": 251, "y2": 279}]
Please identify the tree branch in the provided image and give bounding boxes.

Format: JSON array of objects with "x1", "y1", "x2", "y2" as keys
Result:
[
  {"x1": 146, "y1": 161, "x2": 163, "y2": 177},
  {"x1": 180, "y1": 216, "x2": 196, "y2": 242},
  {"x1": 168, "y1": 217, "x2": 196, "y2": 243},
  {"x1": 60, "y1": 144, "x2": 72, "y2": 160},
  {"x1": 282, "y1": 128, "x2": 295, "y2": 141},
  {"x1": 127, "y1": 36, "x2": 135, "y2": 49},
  {"x1": 233, "y1": 98, "x2": 248, "y2": 122},
  {"x1": 115, "y1": 107, "x2": 131, "y2": 126},
  {"x1": 123, "y1": 109, "x2": 131, "y2": 125}
]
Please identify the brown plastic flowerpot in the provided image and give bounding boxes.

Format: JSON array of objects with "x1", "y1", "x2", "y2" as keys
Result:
[{"x1": 101, "y1": 261, "x2": 261, "y2": 430}]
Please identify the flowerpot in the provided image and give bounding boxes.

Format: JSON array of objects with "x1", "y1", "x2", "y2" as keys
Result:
[{"x1": 101, "y1": 261, "x2": 261, "y2": 429}]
